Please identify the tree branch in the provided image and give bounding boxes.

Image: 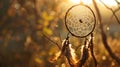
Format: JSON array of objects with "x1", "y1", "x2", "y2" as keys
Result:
[
  {"x1": 42, "y1": 33, "x2": 61, "y2": 50},
  {"x1": 93, "y1": 0, "x2": 120, "y2": 65},
  {"x1": 99, "y1": 0, "x2": 120, "y2": 24}
]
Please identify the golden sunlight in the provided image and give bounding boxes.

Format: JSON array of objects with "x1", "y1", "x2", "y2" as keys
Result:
[
  {"x1": 117, "y1": 0, "x2": 120, "y2": 2},
  {"x1": 99, "y1": 0, "x2": 117, "y2": 7},
  {"x1": 70, "y1": 0, "x2": 118, "y2": 7},
  {"x1": 70, "y1": 0, "x2": 80, "y2": 4},
  {"x1": 81, "y1": 0, "x2": 92, "y2": 5},
  {"x1": 69, "y1": 0, "x2": 92, "y2": 5}
]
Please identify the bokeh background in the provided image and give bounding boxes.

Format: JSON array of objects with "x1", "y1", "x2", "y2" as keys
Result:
[{"x1": 0, "y1": 0, "x2": 120, "y2": 67}]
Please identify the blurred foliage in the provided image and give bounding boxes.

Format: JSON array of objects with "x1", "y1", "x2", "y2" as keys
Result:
[{"x1": 0, "y1": 0, "x2": 120, "y2": 67}]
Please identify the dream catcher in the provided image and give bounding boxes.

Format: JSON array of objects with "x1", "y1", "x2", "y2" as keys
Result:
[
  {"x1": 49, "y1": 4, "x2": 97, "y2": 67},
  {"x1": 64, "y1": 4, "x2": 97, "y2": 66}
]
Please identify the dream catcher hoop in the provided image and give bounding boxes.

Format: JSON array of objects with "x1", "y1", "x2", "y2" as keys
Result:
[{"x1": 65, "y1": 4, "x2": 96, "y2": 37}]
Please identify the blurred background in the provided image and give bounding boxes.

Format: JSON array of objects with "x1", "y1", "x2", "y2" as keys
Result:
[{"x1": 0, "y1": 0, "x2": 120, "y2": 67}]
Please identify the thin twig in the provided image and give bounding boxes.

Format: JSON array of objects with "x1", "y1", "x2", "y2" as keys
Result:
[
  {"x1": 42, "y1": 33, "x2": 61, "y2": 50},
  {"x1": 110, "y1": 7, "x2": 120, "y2": 19},
  {"x1": 99, "y1": 0, "x2": 120, "y2": 24}
]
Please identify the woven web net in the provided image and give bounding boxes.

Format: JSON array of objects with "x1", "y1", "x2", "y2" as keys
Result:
[{"x1": 65, "y1": 5, "x2": 96, "y2": 37}]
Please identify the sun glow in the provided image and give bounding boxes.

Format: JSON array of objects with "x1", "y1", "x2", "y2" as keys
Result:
[
  {"x1": 81, "y1": 0, "x2": 92, "y2": 5},
  {"x1": 70, "y1": 0, "x2": 81, "y2": 4},
  {"x1": 70, "y1": 0, "x2": 92, "y2": 4},
  {"x1": 117, "y1": 0, "x2": 120, "y2": 2},
  {"x1": 70, "y1": 0, "x2": 118, "y2": 7},
  {"x1": 100, "y1": 0, "x2": 117, "y2": 7}
]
